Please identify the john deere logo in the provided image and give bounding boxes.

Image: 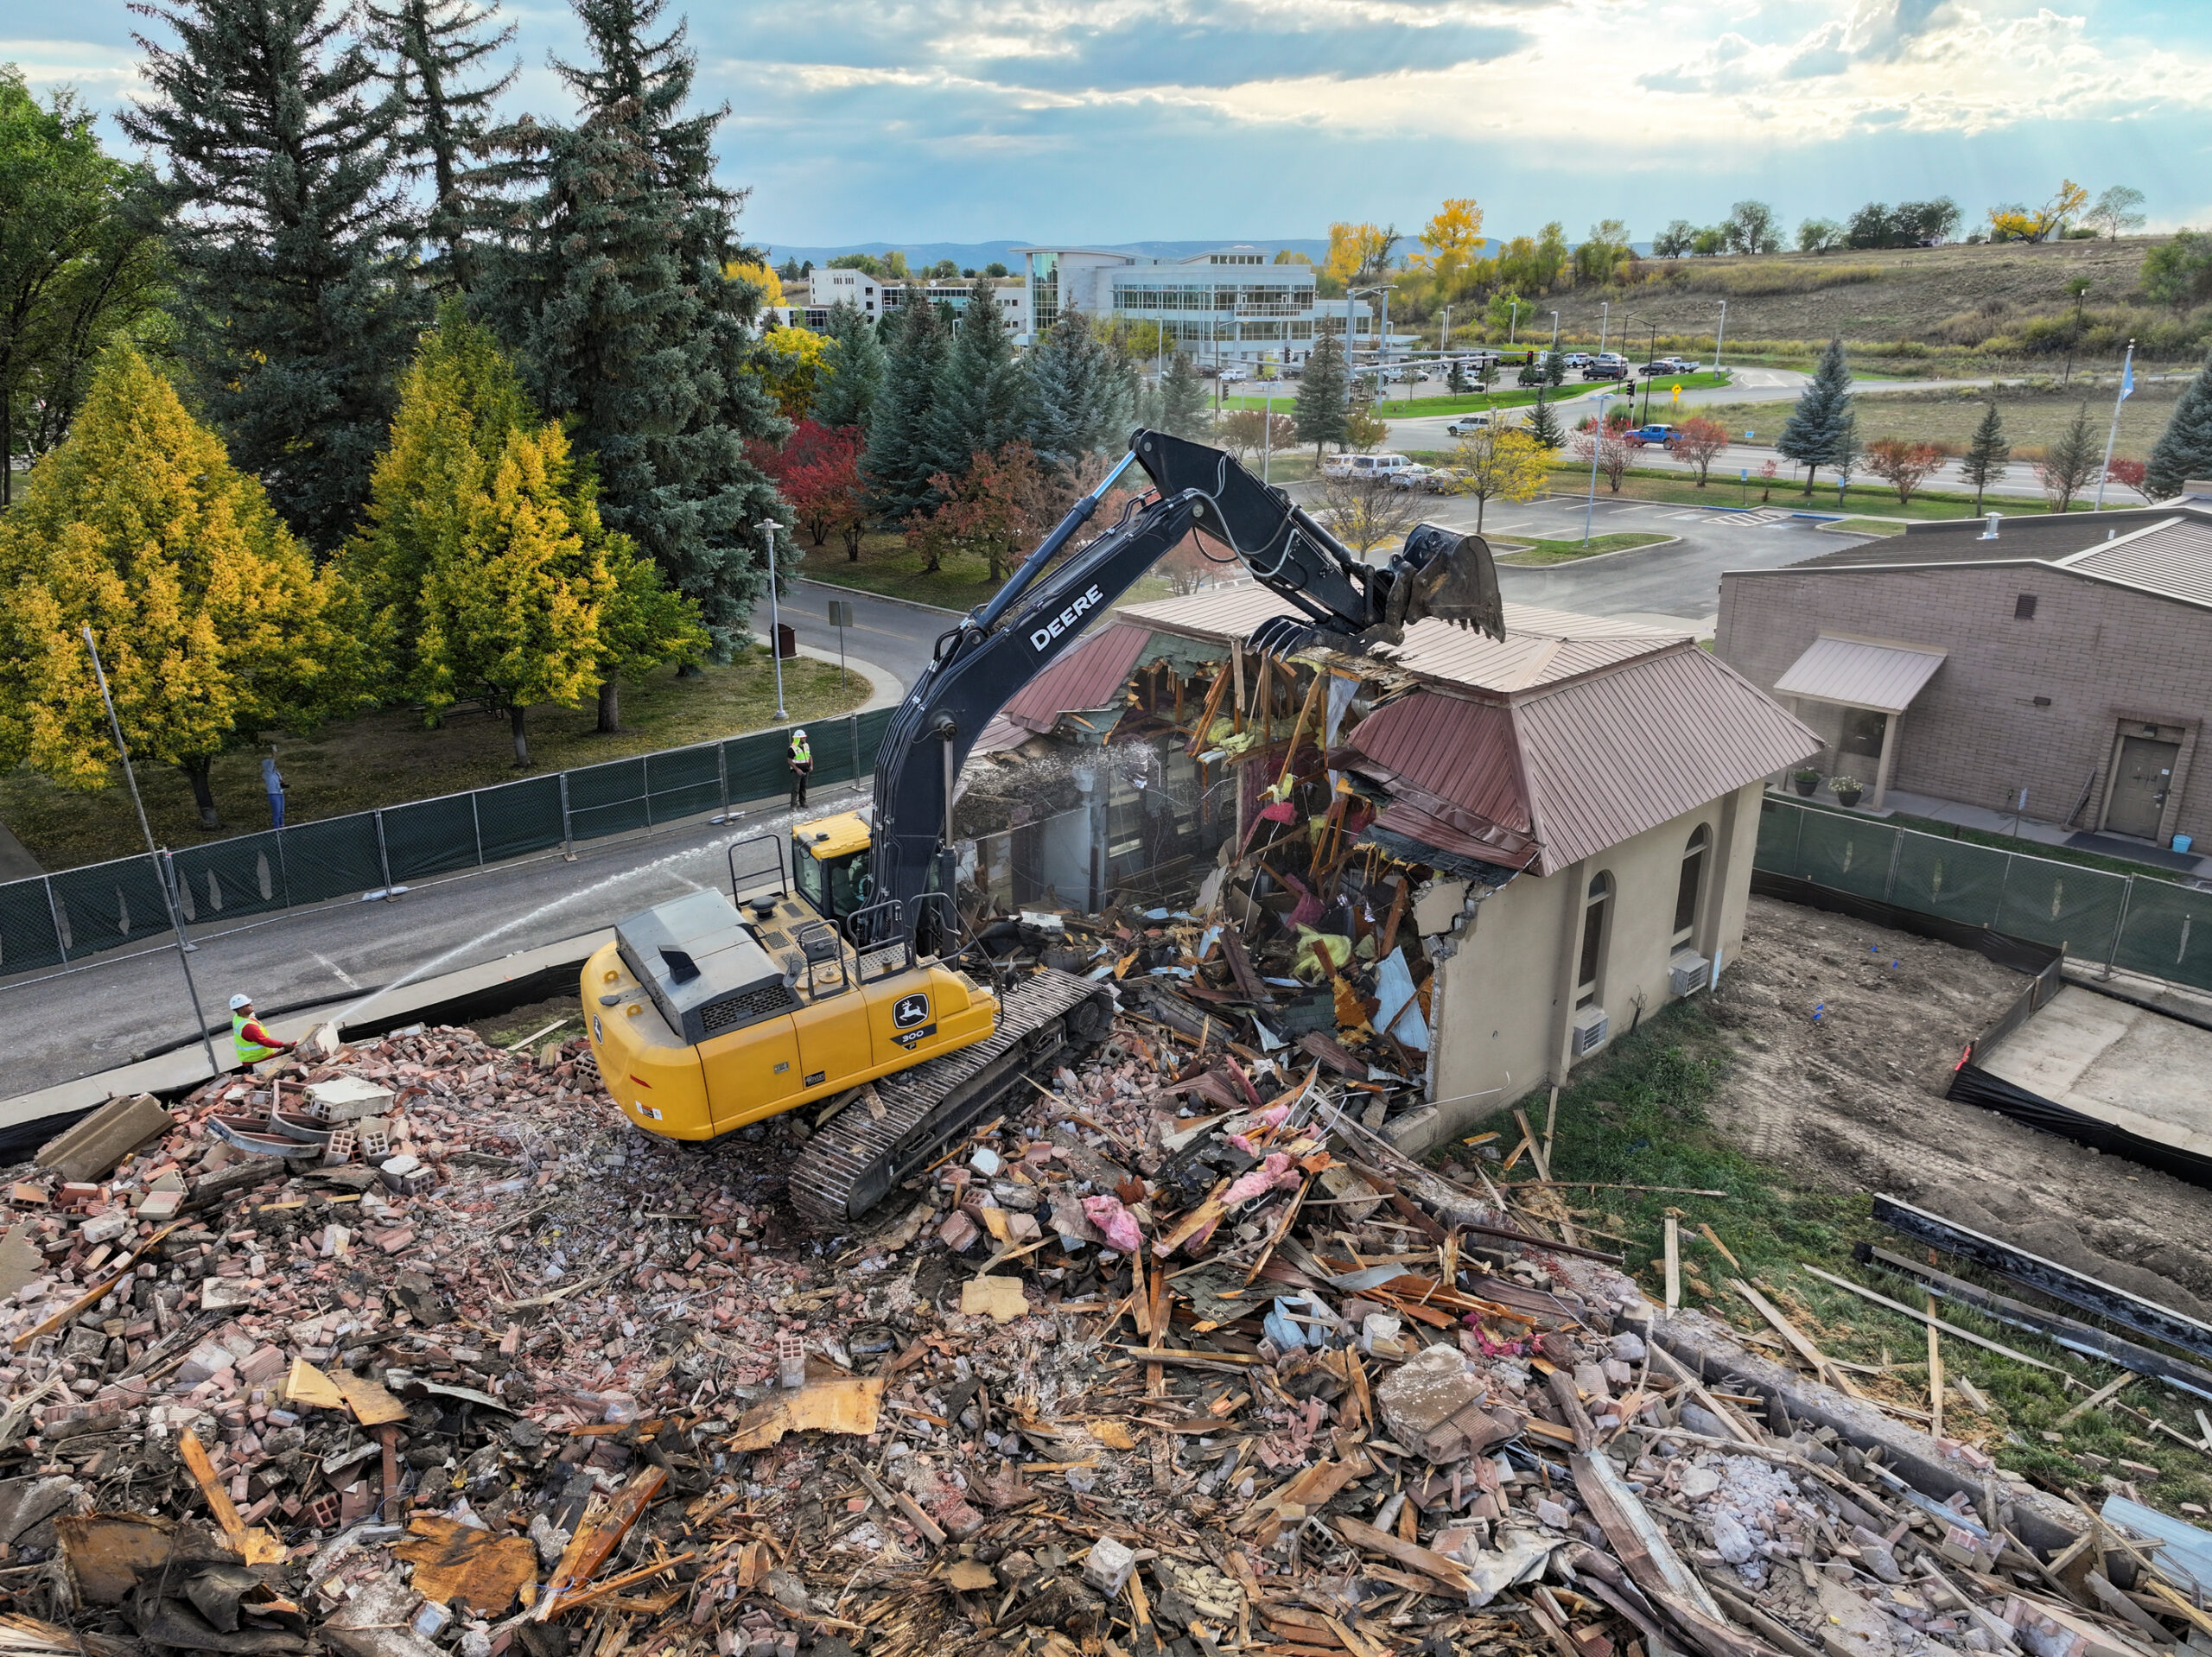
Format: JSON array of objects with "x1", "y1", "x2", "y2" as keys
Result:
[{"x1": 893, "y1": 993, "x2": 930, "y2": 1029}]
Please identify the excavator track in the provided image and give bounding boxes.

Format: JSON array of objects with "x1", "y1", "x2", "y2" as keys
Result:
[{"x1": 786, "y1": 969, "x2": 1112, "y2": 1232}]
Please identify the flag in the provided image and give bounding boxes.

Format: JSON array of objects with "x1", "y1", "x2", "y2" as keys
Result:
[{"x1": 2119, "y1": 353, "x2": 2134, "y2": 402}]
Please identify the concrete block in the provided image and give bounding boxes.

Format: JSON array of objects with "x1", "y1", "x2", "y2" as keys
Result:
[
  {"x1": 38, "y1": 1095, "x2": 171, "y2": 1184},
  {"x1": 79, "y1": 1210, "x2": 130, "y2": 1246},
  {"x1": 304, "y1": 1076, "x2": 393, "y2": 1122},
  {"x1": 1084, "y1": 1535, "x2": 1138, "y2": 1595},
  {"x1": 137, "y1": 1190, "x2": 182, "y2": 1221}
]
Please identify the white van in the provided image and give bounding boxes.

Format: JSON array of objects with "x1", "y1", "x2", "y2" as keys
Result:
[{"x1": 1321, "y1": 451, "x2": 1415, "y2": 481}]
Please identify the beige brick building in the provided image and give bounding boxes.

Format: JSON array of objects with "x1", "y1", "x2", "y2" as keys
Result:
[{"x1": 1716, "y1": 499, "x2": 2212, "y2": 851}]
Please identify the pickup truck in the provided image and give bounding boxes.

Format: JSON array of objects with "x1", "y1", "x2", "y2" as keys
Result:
[
  {"x1": 1625, "y1": 423, "x2": 1681, "y2": 446},
  {"x1": 1582, "y1": 355, "x2": 1630, "y2": 380}
]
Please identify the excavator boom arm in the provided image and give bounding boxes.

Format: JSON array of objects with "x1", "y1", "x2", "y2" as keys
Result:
[{"x1": 863, "y1": 427, "x2": 1503, "y2": 940}]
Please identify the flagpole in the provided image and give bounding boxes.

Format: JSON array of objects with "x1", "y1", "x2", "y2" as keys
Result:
[{"x1": 2094, "y1": 338, "x2": 2134, "y2": 511}]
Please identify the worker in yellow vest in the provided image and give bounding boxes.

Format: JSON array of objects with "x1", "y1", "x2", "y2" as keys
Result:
[
  {"x1": 787, "y1": 727, "x2": 813, "y2": 809},
  {"x1": 229, "y1": 993, "x2": 296, "y2": 1065}
]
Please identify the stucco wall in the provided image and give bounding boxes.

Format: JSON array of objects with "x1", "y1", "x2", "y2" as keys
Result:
[
  {"x1": 1717, "y1": 562, "x2": 2209, "y2": 847},
  {"x1": 1419, "y1": 781, "x2": 1761, "y2": 1144}
]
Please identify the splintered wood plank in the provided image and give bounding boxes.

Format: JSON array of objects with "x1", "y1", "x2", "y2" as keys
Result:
[{"x1": 1663, "y1": 1215, "x2": 1681, "y2": 1311}]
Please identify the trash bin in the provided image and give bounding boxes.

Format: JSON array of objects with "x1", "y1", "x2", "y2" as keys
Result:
[
  {"x1": 2174, "y1": 834, "x2": 2195, "y2": 855},
  {"x1": 775, "y1": 622, "x2": 796, "y2": 659}
]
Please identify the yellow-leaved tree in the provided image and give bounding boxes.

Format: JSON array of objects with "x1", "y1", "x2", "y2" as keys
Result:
[
  {"x1": 0, "y1": 344, "x2": 340, "y2": 828},
  {"x1": 340, "y1": 308, "x2": 705, "y2": 759},
  {"x1": 756, "y1": 324, "x2": 833, "y2": 421},
  {"x1": 1322, "y1": 222, "x2": 1400, "y2": 292},
  {"x1": 1413, "y1": 199, "x2": 1484, "y2": 287},
  {"x1": 1448, "y1": 428, "x2": 1550, "y2": 531}
]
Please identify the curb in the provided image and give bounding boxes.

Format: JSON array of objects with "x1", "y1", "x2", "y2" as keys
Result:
[
  {"x1": 1493, "y1": 532, "x2": 1682, "y2": 568},
  {"x1": 747, "y1": 636, "x2": 905, "y2": 712},
  {"x1": 792, "y1": 575, "x2": 963, "y2": 619}
]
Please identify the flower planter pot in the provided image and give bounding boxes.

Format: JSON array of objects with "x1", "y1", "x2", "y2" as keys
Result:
[
  {"x1": 1833, "y1": 786, "x2": 1864, "y2": 809},
  {"x1": 1792, "y1": 776, "x2": 1819, "y2": 797}
]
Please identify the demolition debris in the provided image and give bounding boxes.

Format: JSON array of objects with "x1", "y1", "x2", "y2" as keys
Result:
[{"x1": 1, "y1": 1005, "x2": 2208, "y2": 1657}]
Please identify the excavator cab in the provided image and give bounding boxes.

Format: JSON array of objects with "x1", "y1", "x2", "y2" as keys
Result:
[{"x1": 788, "y1": 810, "x2": 875, "y2": 927}]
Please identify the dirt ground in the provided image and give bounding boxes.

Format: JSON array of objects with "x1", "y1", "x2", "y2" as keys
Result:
[{"x1": 1708, "y1": 893, "x2": 2212, "y2": 1317}]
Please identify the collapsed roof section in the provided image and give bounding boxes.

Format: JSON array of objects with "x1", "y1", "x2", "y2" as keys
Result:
[{"x1": 1119, "y1": 587, "x2": 1818, "y2": 878}]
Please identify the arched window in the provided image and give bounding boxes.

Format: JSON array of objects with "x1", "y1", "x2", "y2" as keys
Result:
[
  {"x1": 1675, "y1": 825, "x2": 1710, "y2": 943},
  {"x1": 1577, "y1": 872, "x2": 1612, "y2": 1008}
]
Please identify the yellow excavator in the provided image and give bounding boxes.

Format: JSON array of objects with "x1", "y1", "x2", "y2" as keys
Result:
[{"x1": 582, "y1": 428, "x2": 1502, "y2": 1228}]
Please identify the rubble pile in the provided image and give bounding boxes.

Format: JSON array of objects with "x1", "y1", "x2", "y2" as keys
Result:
[{"x1": 0, "y1": 1013, "x2": 2203, "y2": 1657}]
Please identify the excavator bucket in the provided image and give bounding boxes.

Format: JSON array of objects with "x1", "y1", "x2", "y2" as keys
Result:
[{"x1": 1377, "y1": 524, "x2": 1506, "y2": 644}]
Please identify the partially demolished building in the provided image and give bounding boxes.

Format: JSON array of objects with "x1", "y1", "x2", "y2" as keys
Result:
[{"x1": 953, "y1": 587, "x2": 1818, "y2": 1149}]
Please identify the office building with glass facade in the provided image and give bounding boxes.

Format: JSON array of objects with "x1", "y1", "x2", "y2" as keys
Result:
[{"x1": 1014, "y1": 244, "x2": 1372, "y2": 365}]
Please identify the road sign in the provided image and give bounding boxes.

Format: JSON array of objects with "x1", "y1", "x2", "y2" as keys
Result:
[{"x1": 826, "y1": 600, "x2": 855, "y2": 627}]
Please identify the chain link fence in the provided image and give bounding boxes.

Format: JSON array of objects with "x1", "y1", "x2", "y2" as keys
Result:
[
  {"x1": 0, "y1": 708, "x2": 896, "y2": 977},
  {"x1": 1755, "y1": 794, "x2": 2212, "y2": 994}
]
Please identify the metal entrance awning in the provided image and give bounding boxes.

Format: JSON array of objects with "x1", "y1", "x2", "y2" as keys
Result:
[{"x1": 1773, "y1": 634, "x2": 1947, "y2": 714}]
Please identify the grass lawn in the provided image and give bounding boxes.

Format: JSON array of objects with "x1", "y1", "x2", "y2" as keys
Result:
[
  {"x1": 1455, "y1": 1000, "x2": 2212, "y2": 1510},
  {"x1": 1827, "y1": 517, "x2": 1911, "y2": 536},
  {"x1": 795, "y1": 528, "x2": 1179, "y2": 617},
  {"x1": 0, "y1": 653, "x2": 870, "y2": 875},
  {"x1": 1543, "y1": 466, "x2": 2061, "y2": 519},
  {"x1": 1492, "y1": 530, "x2": 1674, "y2": 566},
  {"x1": 1694, "y1": 379, "x2": 2183, "y2": 461}
]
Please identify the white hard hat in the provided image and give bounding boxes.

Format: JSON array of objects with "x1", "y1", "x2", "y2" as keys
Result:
[
  {"x1": 228, "y1": 993, "x2": 251, "y2": 1010},
  {"x1": 794, "y1": 728, "x2": 807, "y2": 738}
]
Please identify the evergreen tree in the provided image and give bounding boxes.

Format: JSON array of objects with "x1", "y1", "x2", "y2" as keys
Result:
[
  {"x1": 0, "y1": 346, "x2": 341, "y2": 827},
  {"x1": 864, "y1": 289, "x2": 945, "y2": 522},
  {"x1": 2146, "y1": 349, "x2": 2212, "y2": 502},
  {"x1": 480, "y1": 0, "x2": 786, "y2": 654},
  {"x1": 1524, "y1": 394, "x2": 1565, "y2": 452},
  {"x1": 1022, "y1": 312, "x2": 1129, "y2": 476},
  {"x1": 0, "y1": 69, "x2": 165, "y2": 505},
  {"x1": 341, "y1": 304, "x2": 702, "y2": 739},
  {"x1": 1158, "y1": 350, "x2": 1207, "y2": 439},
  {"x1": 1295, "y1": 334, "x2": 1349, "y2": 459},
  {"x1": 124, "y1": 0, "x2": 423, "y2": 552},
  {"x1": 416, "y1": 418, "x2": 607, "y2": 766},
  {"x1": 928, "y1": 276, "x2": 1027, "y2": 481},
  {"x1": 1961, "y1": 401, "x2": 2011, "y2": 512},
  {"x1": 1777, "y1": 336, "x2": 1857, "y2": 495},
  {"x1": 811, "y1": 298, "x2": 884, "y2": 429},
  {"x1": 365, "y1": 0, "x2": 516, "y2": 284},
  {"x1": 1447, "y1": 357, "x2": 1469, "y2": 396}
]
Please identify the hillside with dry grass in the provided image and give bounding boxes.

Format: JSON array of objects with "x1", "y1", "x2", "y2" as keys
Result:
[{"x1": 1527, "y1": 237, "x2": 2196, "y2": 374}]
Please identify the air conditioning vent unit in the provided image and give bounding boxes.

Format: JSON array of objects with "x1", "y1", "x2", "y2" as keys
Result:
[
  {"x1": 1571, "y1": 1004, "x2": 1609, "y2": 1057},
  {"x1": 1669, "y1": 950, "x2": 1711, "y2": 997}
]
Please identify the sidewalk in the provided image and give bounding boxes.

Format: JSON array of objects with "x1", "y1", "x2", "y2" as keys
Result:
[{"x1": 1859, "y1": 784, "x2": 2212, "y2": 882}]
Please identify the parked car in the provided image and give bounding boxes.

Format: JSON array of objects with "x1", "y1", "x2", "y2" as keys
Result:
[
  {"x1": 1389, "y1": 463, "x2": 1455, "y2": 493},
  {"x1": 1583, "y1": 354, "x2": 1630, "y2": 380},
  {"x1": 1218, "y1": 365, "x2": 1249, "y2": 383},
  {"x1": 1280, "y1": 364, "x2": 1305, "y2": 380},
  {"x1": 1659, "y1": 357, "x2": 1700, "y2": 373},
  {"x1": 1562, "y1": 352, "x2": 1593, "y2": 369},
  {"x1": 1625, "y1": 423, "x2": 1681, "y2": 446},
  {"x1": 1444, "y1": 413, "x2": 1494, "y2": 436},
  {"x1": 1391, "y1": 366, "x2": 1427, "y2": 384},
  {"x1": 1320, "y1": 451, "x2": 1417, "y2": 481}
]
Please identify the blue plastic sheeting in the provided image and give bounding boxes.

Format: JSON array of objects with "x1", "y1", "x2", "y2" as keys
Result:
[{"x1": 1372, "y1": 946, "x2": 1431, "y2": 1052}]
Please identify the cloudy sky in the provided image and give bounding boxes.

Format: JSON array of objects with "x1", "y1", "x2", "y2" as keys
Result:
[{"x1": 10, "y1": 0, "x2": 2211, "y2": 249}]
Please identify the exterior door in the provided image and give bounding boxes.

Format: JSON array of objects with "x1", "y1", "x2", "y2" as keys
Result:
[{"x1": 2106, "y1": 737, "x2": 2179, "y2": 839}]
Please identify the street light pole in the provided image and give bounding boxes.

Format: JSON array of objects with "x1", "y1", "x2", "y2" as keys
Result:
[
  {"x1": 1509, "y1": 299, "x2": 1518, "y2": 345},
  {"x1": 1713, "y1": 299, "x2": 1727, "y2": 375},
  {"x1": 1598, "y1": 301, "x2": 1609, "y2": 359},
  {"x1": 81, "y1": 625, "x2": 219, "y2": 1077},
  {"x1": 1642, "y1": 322, "x2": 1657, "y2": 422},
  {"x1": 760, "y1": 519, "x2": 787, "y2": 721}
]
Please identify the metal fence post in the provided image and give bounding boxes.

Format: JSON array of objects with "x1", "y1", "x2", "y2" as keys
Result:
[
  {"x1": 42, "y1": 874, "x2": 68, "y2": 963},
  {"x1": 716, "y1": 740, "x2": 729, "y2": 814},
  {"x1": 1993, "y1": 849, "x2": 2013, "y2": 930},
  {"x1": 1883, "y1": 825, "x2": 1904, "y2": 902},
  {"x1": 2104, "y1": 873, "x2": 2136, "y2": 977},
  {"x1": 558, "y1": 772, "x2": 575, "y2": 861},
  {"x1": 849, "y1": 714, "x2": 861, "y2": 792},
  {"x1": 1791, "y1": 800, "x2": 1806, "y2": 878},
  {"x1": 643, "y1": 758, "x2": 656, "y2": 828},
  {"x1": 470, "y1": 792, "x2": 485, "y2": 867},
  {"x1": 373, "y1": 809, "x2": 395, "y2": 894}
]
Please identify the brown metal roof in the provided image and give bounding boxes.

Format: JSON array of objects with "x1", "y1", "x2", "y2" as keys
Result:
[
  {"x1": 1336, "y1": 646, "x2": 1817, "y2": 875},
  {"x1": 1772, "y1": 633, "x2": 1948, "y2": 714},
  {"x1": 998, "y1": 620, "x2": 1153, "y2": 733},
  {"x1": 2056, "y1": 517, "x2": 2212, "y2": 607},
  {"x1": 1514, "y1": 647, "x2": 1821, "y2": 870}
]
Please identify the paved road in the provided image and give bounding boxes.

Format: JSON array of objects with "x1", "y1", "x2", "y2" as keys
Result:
[{"x1": 3, "y1": 586, "x2": 953, "y2": 1101}]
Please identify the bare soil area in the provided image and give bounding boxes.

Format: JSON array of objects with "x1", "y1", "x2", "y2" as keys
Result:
[{"x1": 1709, "y1": 893, "x2": 2212, "y2": 1316}]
